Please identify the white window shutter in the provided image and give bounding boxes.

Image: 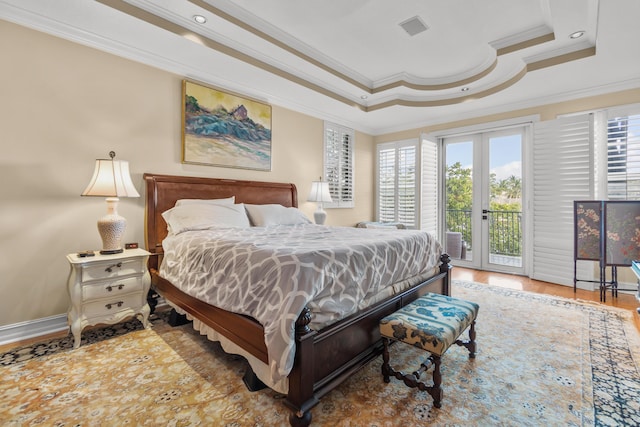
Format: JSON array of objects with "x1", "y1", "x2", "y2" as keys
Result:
[
  {"x1": 377, "y1": 146, "x2": 396, "y2": 222},
  {"x1": 324, "y1": 122, "x2": 354, "y2": 208},
  {"x1": 376, "y1": 139, "x2": 419, "y2": 227},
  {"x1": 421, "y1": 136, "x2": 438, "y2": 236},
  {"x1": 532, "y1": 114, "x2": 594, "y2": 285},
  {"x1": 397, "y1": 144, "x2": 417, "y2": 226}
]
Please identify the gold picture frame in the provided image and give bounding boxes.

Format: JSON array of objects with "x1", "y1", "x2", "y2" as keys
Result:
[{"x1": 182, "y1": 80, "x2": 272, "y2": 171}]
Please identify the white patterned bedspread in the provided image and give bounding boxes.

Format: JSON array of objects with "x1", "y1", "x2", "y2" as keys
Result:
[{"x1": 159, "y1": 224, "x2": 442, "y2": 384}]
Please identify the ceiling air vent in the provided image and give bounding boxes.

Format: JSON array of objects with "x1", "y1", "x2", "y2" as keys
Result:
[{"x1": 399, "y1": 16, "x2": 428, "y2": 36}]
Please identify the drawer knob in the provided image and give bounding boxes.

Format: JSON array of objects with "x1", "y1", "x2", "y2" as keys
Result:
[
  {"x1": 105, "y1": 262, "x2": 123, "y2": 273},
  {"x1": 105, "y1": 301, "x2": 124, "y2": 310},
  {"x1": 106, "y1": 284, "x2": 125, "y2": 292}
]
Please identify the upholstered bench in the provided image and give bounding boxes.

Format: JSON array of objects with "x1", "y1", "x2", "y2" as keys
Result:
[{"x1": 379, "y1": 293, "x2": 479, "y2": 408}]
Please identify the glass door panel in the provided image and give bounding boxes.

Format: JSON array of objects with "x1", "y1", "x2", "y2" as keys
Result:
[
  {"x1": 445, "y1": 138, "x2": 474, "y2": 263},
  {"x1": 444, "y1": 128, "x2": 525, "y2": 274},
  {"x1": 486, "y1": 132, "x2": 523, "y2": 269}
]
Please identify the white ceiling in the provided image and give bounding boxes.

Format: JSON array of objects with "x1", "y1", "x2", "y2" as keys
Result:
[{"x1": 2, "y1": 0, "x2": 639, "y2": 135}]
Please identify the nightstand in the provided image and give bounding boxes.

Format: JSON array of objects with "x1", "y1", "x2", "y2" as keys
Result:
[{"x1": 66, "y1": 248, "x2": 151, "y2": 348}]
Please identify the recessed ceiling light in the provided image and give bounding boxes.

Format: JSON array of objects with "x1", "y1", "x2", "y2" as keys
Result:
[
  {"x1": 193, "y1": 15, "x2": 207, "y2": 24},
  {"x1": 569, "y1": 30, "x2": 585, "y2": 39},
  {"x1": 361, "y1": 95, "x2": 368, "y2": 100},
  {"x1": 461, "y1": 87, "x2": 470, "y2": 92}
]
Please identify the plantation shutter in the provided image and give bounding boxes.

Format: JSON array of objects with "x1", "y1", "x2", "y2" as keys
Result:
[
  {"x1": 420, "y1": 135, "x2": 438, "y2": 236},
  {"x1": 532, "y1": 114, "x2": 594, "y2": 286},
  {"x1": 378, "y1": 145, "x2": 396, "y2": 222},
  {"x1": 324, "y1": 122, "x2": 354, "y2": 208},
  {"x1": 376, "y1": 139, "x2": 418, "y2": 227},
  {"x1": 607, "y1": 111, "x2": 640, "y2": 199},
  {"x1": 397, "y1": 144, "x2": 417, "y2": 226}
]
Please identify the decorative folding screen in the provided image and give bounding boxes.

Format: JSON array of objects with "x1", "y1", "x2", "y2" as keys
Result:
[
  {"x1": 574, "y1": 200, "x2": 640, "y2": 267},
  {"x1": 604, "y1": 201, "x2": 640, "y2": 266},
  {"x1": 574, "y1": 201, "x2": 602, "y2": 261}
]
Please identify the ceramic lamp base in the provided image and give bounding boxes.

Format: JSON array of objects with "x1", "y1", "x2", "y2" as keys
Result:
[
  {"x1": 314, "y1": 208, "x2": 327, "y2": 225},
  {"x1": 97, "y1": 197, "x2": 126, "y2": 254}
]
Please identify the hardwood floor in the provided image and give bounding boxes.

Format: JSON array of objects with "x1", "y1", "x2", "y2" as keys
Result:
[
  {"x1": 453, "y1": 266, "x2": 640, "y2": 330},
  {"x1": 2, "y1": 267, "x2": 639, "y2": 353}
]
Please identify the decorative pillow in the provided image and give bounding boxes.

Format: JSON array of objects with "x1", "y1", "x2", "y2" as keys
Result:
[
  {"x1": 245, "y1": 204, "x2": 312, "y2": 227},
  {"x1": 175, "y1": 196, "x2": 235, "y2": 206},
  {"x1": 162, "y1": 203, "x2": 250, "y2": 234}
]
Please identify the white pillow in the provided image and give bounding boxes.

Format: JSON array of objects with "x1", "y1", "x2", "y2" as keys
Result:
[
  {"x1": 162, "y1": 203, "x2": 250, "y2": 234},
  {"x1": 175, "y1": 196, "x2": 235, "y2": 206},
  {"x1": 364, "y1": 224, "x2": 399, "y2": 229},
  {"x1": 245, "y1": 204, "x2": 312, "y2": 227}
]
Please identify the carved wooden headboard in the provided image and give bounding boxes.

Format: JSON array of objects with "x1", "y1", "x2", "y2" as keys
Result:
[{"x1": 143, "y1": 173, "x2": 298, "y2": 260}]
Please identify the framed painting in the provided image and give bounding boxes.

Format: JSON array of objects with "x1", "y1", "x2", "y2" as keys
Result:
[{"x1": 182, "y1": 80, "x2": 272, "y2": 171}]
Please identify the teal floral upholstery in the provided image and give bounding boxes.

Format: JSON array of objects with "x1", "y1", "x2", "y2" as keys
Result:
[{"x1": 379, "y1": 293, "x2": 479, "y2": 356}]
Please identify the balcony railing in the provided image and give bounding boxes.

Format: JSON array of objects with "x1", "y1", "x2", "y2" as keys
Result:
[{"x1": 446, "y1": 209, "x2": 522, "y2": 257}]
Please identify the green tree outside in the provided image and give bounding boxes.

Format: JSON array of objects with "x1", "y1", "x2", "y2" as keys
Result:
[{"x1": 446, "y1": 162, "x2": 522, "y2": 256}]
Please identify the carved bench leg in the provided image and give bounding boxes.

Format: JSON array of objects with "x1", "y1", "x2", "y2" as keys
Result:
[
  {"x1": 428, "y1": 355, "x2": 443, "y2": 408},
  {"x1": 382, "y1": 338, "x2": 391, "y2": 383},
  {"x1": 454, "y1": 320, "x2": 477, "y2": 359},
  {"x1": 382, "y1": 349, "x2": 444, "y2": 408},
  {"x1": 468, "y1": 321, "x2": 477, "y2": 358}
]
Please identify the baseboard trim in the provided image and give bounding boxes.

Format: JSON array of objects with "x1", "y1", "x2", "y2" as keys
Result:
[{"x1": 0, "y1": 314, "x2": 68, "y2": 346}]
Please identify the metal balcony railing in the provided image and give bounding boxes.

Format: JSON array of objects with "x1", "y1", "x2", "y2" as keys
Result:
[{"x1": 446, "y1": 209, "x2": 522, "y2": 257}]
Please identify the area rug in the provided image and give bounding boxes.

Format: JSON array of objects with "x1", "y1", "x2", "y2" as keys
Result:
[{"x1": 1, "y1": 281, "x2": 639, "y2": 426}]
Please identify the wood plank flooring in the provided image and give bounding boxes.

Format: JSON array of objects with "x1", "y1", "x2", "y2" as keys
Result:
[{"x1": 453, "y1": 266, "x2": 640, "y2": 330}]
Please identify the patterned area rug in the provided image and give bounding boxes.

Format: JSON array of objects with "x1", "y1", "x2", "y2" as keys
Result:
[{"x1": 1, "y1": 280, "x2": 639, "y2": 426}]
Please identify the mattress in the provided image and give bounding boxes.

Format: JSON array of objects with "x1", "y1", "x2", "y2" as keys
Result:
[{"x1": 159, "y1": 224, "x2": 442, "y2": 385}]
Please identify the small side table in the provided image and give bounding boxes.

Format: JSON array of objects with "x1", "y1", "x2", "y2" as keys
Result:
[{"x1": 66, "y1": 248, "x2": 151, "y2": 348}]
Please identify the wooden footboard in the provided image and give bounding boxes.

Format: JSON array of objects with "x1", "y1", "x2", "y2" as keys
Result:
[
  {"x1": 286, "y1": 254, "x2": 451, "y2": 426},
  {"x1": 151, "y1": 254, "x2": 450, "y2": 427}
]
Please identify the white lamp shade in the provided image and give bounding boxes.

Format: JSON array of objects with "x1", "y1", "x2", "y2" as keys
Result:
[
  {"x1": 82, "y1": 159, "x2": 140, "y2": 198},
  {"x1": 82, "y1": 155, "x2": 139, "y2": 254},
  {"x1": 307, "y1": 181, "x2": 333, "y2": 203}
]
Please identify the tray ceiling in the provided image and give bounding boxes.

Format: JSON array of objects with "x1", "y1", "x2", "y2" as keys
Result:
[{"x1": 1, "y1": 0, "x2": 639, "y2": 134}]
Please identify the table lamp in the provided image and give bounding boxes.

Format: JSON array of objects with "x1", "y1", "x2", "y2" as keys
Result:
[
  {"x1": 307, "y1": 177, "x2": 333, "y2": 225},
  {"x1": 81, "y1": 151, "x2": 140, "y2": 254}
]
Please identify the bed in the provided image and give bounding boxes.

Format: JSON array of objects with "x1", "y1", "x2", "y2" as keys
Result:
[{"x1": 143, "y1": 173, "x2": 451, "y2": 426}]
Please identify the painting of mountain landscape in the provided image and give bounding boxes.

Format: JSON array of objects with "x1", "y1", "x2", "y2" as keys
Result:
[{"x1": 182, "y1": 80, "x2": 271, "y2": 170}]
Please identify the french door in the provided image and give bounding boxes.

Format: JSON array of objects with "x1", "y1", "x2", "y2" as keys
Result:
[{"x1": 443, "y1": 127, "x2": 525, "y2": 274}]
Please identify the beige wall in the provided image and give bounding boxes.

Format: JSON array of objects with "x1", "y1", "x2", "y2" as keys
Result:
[{"x1": 0, "y1": 21, "x2": 374, "y2": 327}]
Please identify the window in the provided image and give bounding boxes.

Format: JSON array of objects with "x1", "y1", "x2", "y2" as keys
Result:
[
  {"x1": 376, "y1": 139, "x2": 419, "y2": 228},
  {"x1": 606, "y1": 112, "x2": 640, "y2": 199},
  {"x1": 324, "y1": 122, "x2": 354, "y2": 208}
]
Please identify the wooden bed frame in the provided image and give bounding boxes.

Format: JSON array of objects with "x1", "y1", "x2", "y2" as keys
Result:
[{"x1": 143, "y1": 173, "x2": 451, "y2": 426}]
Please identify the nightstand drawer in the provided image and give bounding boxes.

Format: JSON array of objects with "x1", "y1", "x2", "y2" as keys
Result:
[
  {"x1": 82, "y1": 276, "x2": 144, "y2": 301},
  {"x1": 83, "y1": 293, "x2": 144, "y2": 318},
  {"x1": 81, "y1": 258, "x2": 144, "y2": 282}
]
